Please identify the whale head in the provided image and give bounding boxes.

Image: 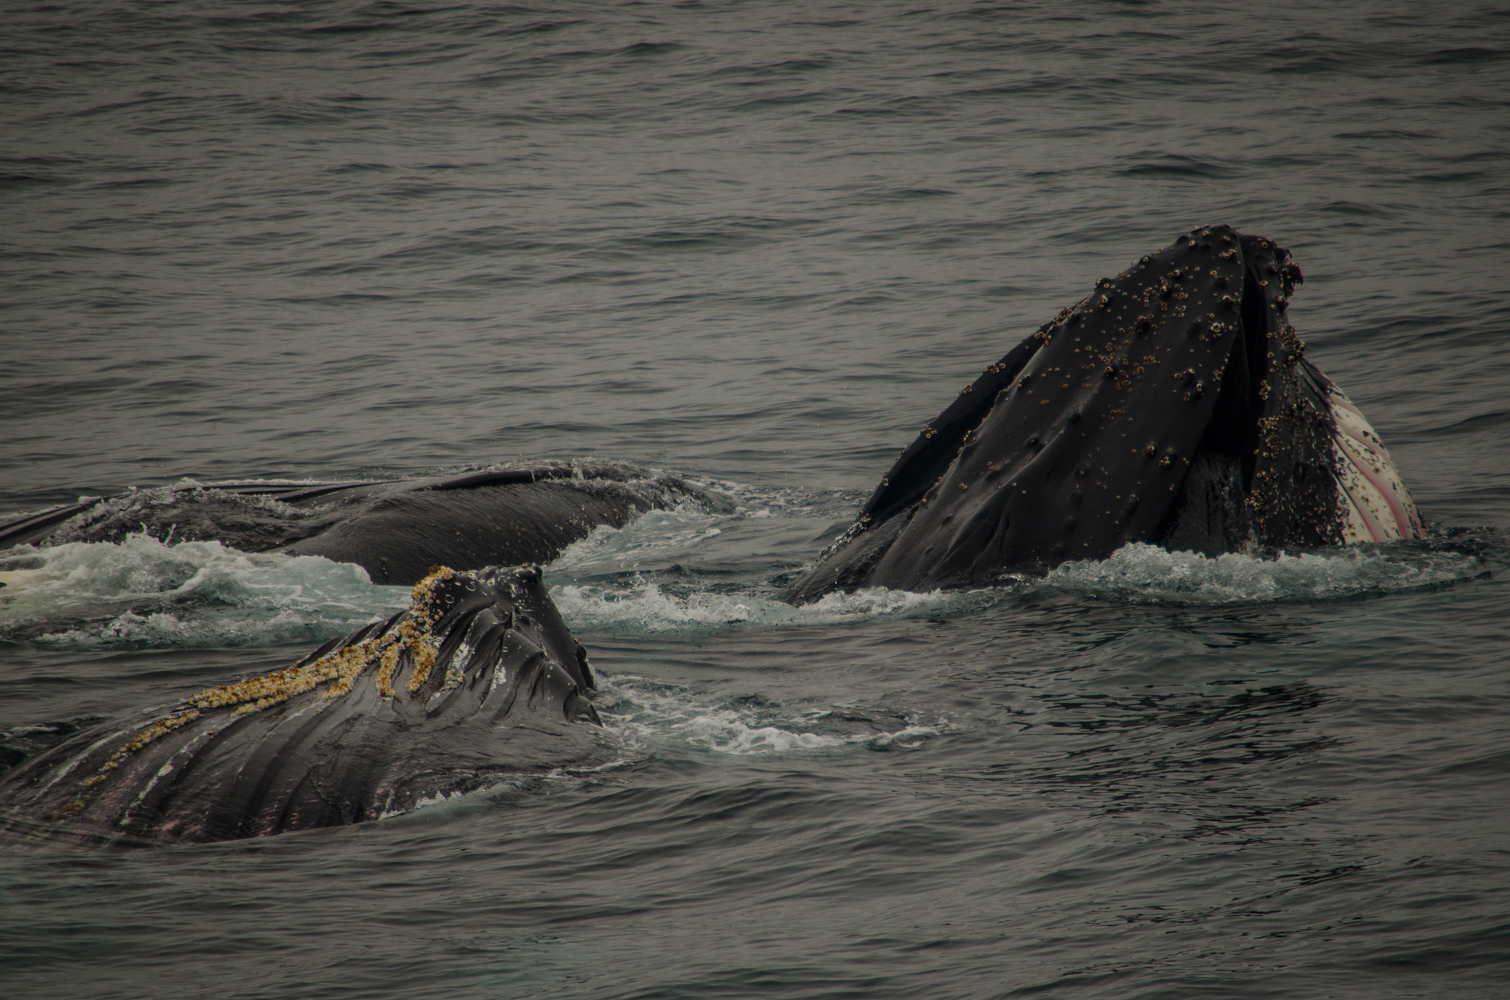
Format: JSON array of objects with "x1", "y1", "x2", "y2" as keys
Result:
[
  {"x1": 0, "y1": 565, "x2": 604, "y2": 843},
  {"x1": 786, "y1": 225, "x2": 1423, "y2": 602}
]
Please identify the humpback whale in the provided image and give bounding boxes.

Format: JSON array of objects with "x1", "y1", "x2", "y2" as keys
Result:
[
  {"x1": 0, "y1": 463, "x2": 717, "y2": 586},
  {"x1": 785, "y1": 226, "x2": 1422, "y2": 602},
  {"x1": 0, "y1": 225, "x2": 1430, "y2": 843},
  {"x1": 0, "y1": 566, "x2": 606, "y2": 843}
]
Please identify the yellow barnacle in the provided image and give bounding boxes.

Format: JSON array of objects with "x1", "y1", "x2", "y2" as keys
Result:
[
  {"x1": 80, "y1": 709, "x2": 202, "y2": 791},
  {"x1": 52, "y1": 799, "x2": 86, "y2": 820},
  {"x1": 405, "y1": 634, "x2": 440, "y2": 693},
  {"x1": 69, "y1": 565, "x2": 464, "y2": 800},
  {"x1": 376, "y1": 643, "x2": 402, "y2": 698}
]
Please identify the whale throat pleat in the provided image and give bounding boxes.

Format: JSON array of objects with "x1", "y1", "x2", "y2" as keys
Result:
[{"x1": 0, "y1": 566, "x2": 605, "y2": 844}]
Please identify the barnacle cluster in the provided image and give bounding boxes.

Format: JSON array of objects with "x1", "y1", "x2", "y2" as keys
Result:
[
  {"x1": 78, "y1": 711, "x2": 203, "y2": 789},
  {"x1": 72, "y1": 566, "x2": 459, "y2": 796}
]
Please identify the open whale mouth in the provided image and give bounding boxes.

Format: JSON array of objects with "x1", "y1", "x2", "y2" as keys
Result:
[{"x1": 785, "y1": 225, "x2": 1424, "y2": 602}]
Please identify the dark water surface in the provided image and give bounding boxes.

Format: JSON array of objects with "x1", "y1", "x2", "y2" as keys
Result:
[{"x1": 3, "y1": 2, "x2": 1509, "y2": 997}]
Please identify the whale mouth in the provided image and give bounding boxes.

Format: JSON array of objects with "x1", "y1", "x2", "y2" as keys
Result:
[{"x1": 784, "y1": 226, "x2": 1425, "y2": 603}]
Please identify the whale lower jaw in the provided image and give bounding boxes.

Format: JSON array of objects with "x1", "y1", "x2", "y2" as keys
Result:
[{"x1": 1327, "y1": 388, "x2": 1424, "y2": 543}]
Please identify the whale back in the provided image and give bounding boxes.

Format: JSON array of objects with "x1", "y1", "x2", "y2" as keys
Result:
[
  {"x1": 0, "y1": 462, "x2": 720, "y2": 585},
  {"x1": 0, "y1": 566, "x2": 605, "y2": 844}
]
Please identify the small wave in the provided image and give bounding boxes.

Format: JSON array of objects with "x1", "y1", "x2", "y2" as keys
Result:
[
  {"x1": 1039, "y1": 542, "x2": 1485, "y2": 605},
  {"x1": 552, "y1": 579, "x2": 985, "y2": 636},
  {"x1": 550, "y1": 502, "x2": 728, "y2": 574},
  {"x1": 32, "y1": 604, "x2": 374, "y2": 650},
  {"x1": 1115, "y1": 153, "x2": 1232, "y2": 178},
  {"x1": 0, "y1": 534, "x2": 408, "y2": 648},
  {"x1": 597, "y1": 675, "x2": 940, "y2": 757}
]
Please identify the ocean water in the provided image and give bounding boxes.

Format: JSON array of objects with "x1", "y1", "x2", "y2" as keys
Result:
[{"x1": 3, "y1": 2, "x2": 1509, "y2": 997}]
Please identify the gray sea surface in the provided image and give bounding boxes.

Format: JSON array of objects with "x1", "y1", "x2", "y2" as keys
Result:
[{"x1": 2, "y1": 2, "x2": 1509, "y2": 997}]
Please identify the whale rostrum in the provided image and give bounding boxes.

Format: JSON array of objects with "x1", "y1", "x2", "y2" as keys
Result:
[{"x1": 784, "y1": 225, "x2": 1422, "y2": 602}]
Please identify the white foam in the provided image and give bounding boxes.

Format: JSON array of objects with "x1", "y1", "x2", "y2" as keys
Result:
[
  {"x1": 551, "y1": 578, "x2": 986, "y2": 636},
  {"x1": 0, "y1": 534, "x2": 408, "y2": 648},
  {"x1": 597, "y1": 675, "x2": 941, "y2": 757},
  {"x1": 550, "y1": 501, "x2": 730, "y2": 575},
  {"x1": 1041, "y1": 541, "x2": 1482, "y2": 605}
]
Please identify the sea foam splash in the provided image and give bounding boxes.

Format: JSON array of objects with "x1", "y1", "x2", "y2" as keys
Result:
[
  {"x1": 0, "y1": 534, "x2": 408, "y2": 648},
  {"x1": 596, "y1": 675, "x2": 941, "y2": 757},
  {"x1": 547, "y1": 497, "x2": 1000, "y2": 635},
  {"x1": 0, "y1": 515, "x2": 1486, "y2": 649},
  {"x1": 550, "y1": 501, "x2": 730, "y2": 575},
  {"x1": 550, "y1": 579, "x2": 985, "y2": 635},
  {"x1": 551, "y1": 536, "x2": 1483, "y2": 638},
  {"x1": 1040, "y1": 542, "x2": 1485, "y2": 605}
]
